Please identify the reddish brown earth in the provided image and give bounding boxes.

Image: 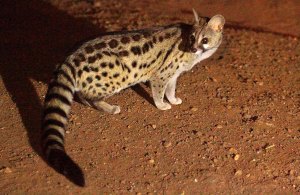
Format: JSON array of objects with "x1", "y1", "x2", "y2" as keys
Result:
[{"x1": 0, "y1": 0, "x2": 299, "y2": 194}]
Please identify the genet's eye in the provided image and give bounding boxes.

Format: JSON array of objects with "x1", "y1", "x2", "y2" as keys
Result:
[{"x1": 201, "y1": 37, "x2": 208, "y2": 44}]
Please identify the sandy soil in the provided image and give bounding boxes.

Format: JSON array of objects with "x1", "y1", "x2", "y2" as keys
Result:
[{"x1": 0, "y1": 0, "x2": 299, "y2": 193}]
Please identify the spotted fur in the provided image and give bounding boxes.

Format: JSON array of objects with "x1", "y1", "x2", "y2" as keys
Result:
[{"x1": 41, "y1": 11, "x2": 225, "y2": 186}]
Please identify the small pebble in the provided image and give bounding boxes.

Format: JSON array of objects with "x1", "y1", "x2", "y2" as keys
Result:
[
  {"x1": 191, "y1": 107, "x2": 198, "y2": 112},
  {"x1": 226, "y1": 105, "x2": 232, "y2": 109},
  {"x1": 148, "y1": 159, "x2": 155, "y2": 164},
  {"x1": 235, "y1": 170, "x2": 243, "y2": 176},
  {"x1": 257, "y1": 81, "x2": 264, "y2": 86},
  {"x1": 162, "y1": 141, "x2": 172, "y2": 148},
  {"x1": 234, "y1": 154, "x2": 240, "y2": 161},
  {"x1": 66, "y1": 130, "x2": 70, "y2": 134},
  {"x1": 216, "y1": 124, "x2": 223, "y2": 129},
  {"x1": 152, "y1": 124, "x2": 157, "y2": 129},
  {"x1": 211, "y1": 77, "x2": 218, "y2": 82},
  {"x1": 229, "y1": 148, "x2": 238, "y2": 154},
  {"x1": 1, "y1": 167, "x2": 12, "y2": 174}
]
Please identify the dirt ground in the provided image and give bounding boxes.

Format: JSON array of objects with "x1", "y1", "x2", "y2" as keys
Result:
[{"x1": 0, "y1": 0, "x2": 299, "y2": 194}]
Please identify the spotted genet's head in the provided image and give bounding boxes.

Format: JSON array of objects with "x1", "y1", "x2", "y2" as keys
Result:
[{"x1": 190, "y1": 10, "x2": 225, "y2": 53}]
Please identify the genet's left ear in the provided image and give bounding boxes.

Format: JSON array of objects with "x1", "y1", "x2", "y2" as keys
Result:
[
  {"x1": 208, "y1": 15, "x2": 225, "y2": 32},
  {"x1": 192, "y1": 9, "x2": 199, "y2": 25}
]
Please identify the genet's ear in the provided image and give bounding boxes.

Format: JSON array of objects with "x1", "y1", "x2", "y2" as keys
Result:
[
  {"x1": 192, "y1": 9, "x2": 199, "y2": 25},
  {"x1": 208, "y1": 15, "x2": 225, "y2": 32}
]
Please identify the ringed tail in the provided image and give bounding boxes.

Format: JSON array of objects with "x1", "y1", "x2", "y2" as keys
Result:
[{"x1": 41, "y1": 61, "x2": 85, "y2": 186}]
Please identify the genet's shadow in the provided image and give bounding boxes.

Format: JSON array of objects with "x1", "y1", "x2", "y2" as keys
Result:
[{"x1": 0, "y1": 0, "x2": 104, "y2": 185}]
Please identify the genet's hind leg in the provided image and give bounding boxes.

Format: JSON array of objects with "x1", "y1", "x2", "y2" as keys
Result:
[
  {"x1": 93, "y1": 100, "x2": 121, "y2": 114},
  {"x1": 76, "y1": 92, "x2": 92, "y2": 107},
  {"x1": 76, "y1": 92, "x2": 120, "y2": 114}
]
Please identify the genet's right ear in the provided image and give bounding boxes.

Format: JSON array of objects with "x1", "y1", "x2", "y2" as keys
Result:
[{"x1": 207, "y1": 15, "x2": 225, "y2": 32}]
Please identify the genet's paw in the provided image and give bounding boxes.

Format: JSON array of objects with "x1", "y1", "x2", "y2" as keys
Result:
[
  {"x1": 156, "y1": 102, "x2": 172, "y2": 110},
  {"x1": 169, "y1": 97, "x2": 182, "y2": 105},
  {"x1": 111, "y1": 105, "x2": 121, "y2": 114}
]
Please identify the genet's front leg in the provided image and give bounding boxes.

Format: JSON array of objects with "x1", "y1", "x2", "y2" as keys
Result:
[
  {"x1": 165, "y1": 76, "x2": 182, "y2": 105},
  {"x1": 150, "y1": 78, "x2": 171, "y2": 110}
]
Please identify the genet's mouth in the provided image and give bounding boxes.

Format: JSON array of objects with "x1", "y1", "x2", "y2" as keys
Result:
[{"x1": 200, "y1": 45, "x2": 208, "y2": 52}]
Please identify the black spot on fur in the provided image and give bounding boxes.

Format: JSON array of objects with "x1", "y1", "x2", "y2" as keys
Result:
[
  {"x1": 119, "y1": 50, "x2": 129, "y2": 57},
  {"x1": 131, "y1": 46, "x2": 142, "y2": 55},
  {"x1": 132, "y1": 61, "x2": 137, "y2": 68},
  {"x1": 95, "y1": 75, "x2": 101, "y2": 80},
  {"x1": 73, "y1": 58, "x2": 80, "y2": 67},
  {"x1": 165, "y1": 32, "x2": 171, "y2": 39},
  {"x1": 109, "y1": 63, "x2": 114, "y2": 69},
  {"x1": 82, "y1": 82, "x2": 86, "y2": 88},
  {"x1": 96, "y1": 53, "x2": 103, "y2": 60},
  {"x1": 134, "y1": 73, "x2": 138, "y2": 78},
  {"x1": 102, "y1": 72, "x2": 108, "y2": 77},
  {"x1": 94, "y1": 42, "x2": 106, "y2": 49},
  {"x1": 142, "y1": 42, "x2": 150, "y2": 53},
  {"x1": 78, "y1": 70, "x2": 83, "y2": 77},
  {"x1": 108, "y1": 39, "x2": 118, "y2": 48},
  {"x1": 88, "y1": 56, "x2": 96, "y2": 63},
  {"x1": 100, "y1": 62, "x2": 107, "y2": 68},
  {"x1": 121, "y1": 36, "x2": 130, "y2": 44},
  {"x1": 132, "y1": 34, "x2": 141, "y2": 41},
  {"x1": 83, "y1": 66, "x2": 90, "y2": 72},
  {"x1": 96, "y1": 83, "x2": 102, "y2": 87},
  {"x1": 152, "y1": 36, "x2": 157, "y2": 43},
  {"x1": 90, "y1": 67, "x2": 99, "y2": 72},
  {"x1": 105, "y1": 83, "x2": 110, "y2": 87},
  {"x1": 116, "y1": 60, "x2": 120, "y2": 66},
  {"x1": 78, "y1": 53, "x2": 86, "y2": 62},
  {"x1": 113, "y1": 73, "x2": 120, "y2": 78},
  {"x1": 159, "y1": 36, "x2": 164, "y2": 42},
  {"x1": 86, "y1": 77, "x2": 93, "y2": 83},
  {"x1": 85, "y1": 46, "x2": 94, "y2": 53},
  {"x1": 148, "y1": 41, "x2": 153, "y2": 48}
]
